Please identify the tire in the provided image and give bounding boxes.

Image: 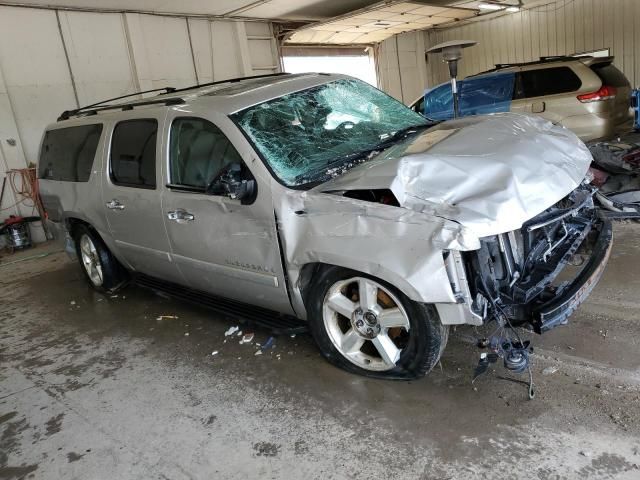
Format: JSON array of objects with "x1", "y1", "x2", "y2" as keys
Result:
[
  {"x1": 73, "y1": 224, "x2": 128, "y2": 293},
  {"x1": 307, "y1": 266, "x2": 449, "y2": 380}
]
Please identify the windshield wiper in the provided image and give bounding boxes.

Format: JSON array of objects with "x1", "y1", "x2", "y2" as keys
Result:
[{"x1": 325, "y1": 123, "x2": 430, "y2": 168}]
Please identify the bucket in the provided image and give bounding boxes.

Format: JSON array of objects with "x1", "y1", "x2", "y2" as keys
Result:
[{"x1": 5, "y1": 220, "x2": 31, "y2": 250}]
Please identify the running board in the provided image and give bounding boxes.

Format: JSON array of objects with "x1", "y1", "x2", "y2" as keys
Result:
[{"x1": 133, "y1": 274, "x2": 308, "y2": 335}]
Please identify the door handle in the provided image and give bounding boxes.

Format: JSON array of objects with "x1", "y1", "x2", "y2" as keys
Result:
[
  {"x1": 531, "y1": 101, "x2": 546, "y2": 114},
  {"x1": 106, "y1": 199, "x2": 125, "y2": 210},
  {"x1": 167, "y1": 209, "x2": 195, "y2": 222}
]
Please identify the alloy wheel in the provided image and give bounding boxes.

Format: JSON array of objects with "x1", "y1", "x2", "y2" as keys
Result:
[
  {"x1": 322, "y1": 277, "x2": 411, "y2": 371},
  {"x1": 79, "y1": 234, "x2": 103, "y2": 287}
]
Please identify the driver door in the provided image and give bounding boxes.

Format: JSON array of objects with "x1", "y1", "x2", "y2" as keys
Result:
[{"x1": 161, "y1": 115, "x2": 293, "y2": 314}]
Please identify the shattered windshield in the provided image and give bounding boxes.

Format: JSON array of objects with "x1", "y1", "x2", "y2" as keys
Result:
[{"x1": 231, "y1": 78, "x2": 429, "y2": 186}]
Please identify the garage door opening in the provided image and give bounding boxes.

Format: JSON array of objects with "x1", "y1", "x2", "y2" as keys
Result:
[{"x1": 282, "y1": 46, "x2": 377, "y2": 86}]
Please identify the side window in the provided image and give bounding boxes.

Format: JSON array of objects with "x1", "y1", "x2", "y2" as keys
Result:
[
  {"x1": 38, "y1": 124, "x2": 103, "y2": 182},
  {"x1": 514, "y1": 67, "x2": 582, "y2": 99},
  {"x1": 411, "y1": 95, "x2": 426, "y2": 116},
  {"x1": 169, "y1": 117, "x2": 243, "y2": 191},
  {"x1": 459, "y1": 73, "x2": 514, "y2": 116},
  {"x1": 424, "y1": 84, "x2": 454, "y2": 120},
  {"x1": 110, "y1": 119, "x2": 158, "y2": 189}
]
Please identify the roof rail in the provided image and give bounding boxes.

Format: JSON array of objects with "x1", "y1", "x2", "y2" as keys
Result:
[
  {"x1": 58, "y1": 72, "x2": 291, "y2": 121},
  {"x1": 159, "y1": 72, "x2": 291, "y2": 95},
  {"x1": 58, "y1": 86, "x2": 176, "y2": 121},
  {"x1": 471, "y1": 55, "x2": 596, "y2": 76},
  {"x1": 57, "y1": 97, "x2": 185, "y2": 121}
]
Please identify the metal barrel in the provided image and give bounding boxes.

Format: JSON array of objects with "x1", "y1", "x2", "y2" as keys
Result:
[{"x1": 6, "y1": 221, "x2": 31, "y2": 249}]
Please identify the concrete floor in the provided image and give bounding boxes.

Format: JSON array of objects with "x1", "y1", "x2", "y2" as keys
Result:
[{"x1": 2, "y1": 224, "x2": 640, "y2": 480}]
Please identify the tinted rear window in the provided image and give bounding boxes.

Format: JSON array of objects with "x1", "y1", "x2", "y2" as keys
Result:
[
  {"x1": 514, "y1": 67, "x2": 582, "y2": 99},
  {"x1": 591, "y1": 64, "x2": 630, "y2": 87},
  {"x1": 38, "y1": 124, "x2": 102, "y2": 182},
  {"x1": 110, "y1": 119, "x2": 158, "y2": 189}
]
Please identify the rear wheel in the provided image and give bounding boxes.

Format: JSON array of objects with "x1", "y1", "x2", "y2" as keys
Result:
[
  {"x1": 73, "y1": 224, "x2": 127, "y2": 293},
  {"x1": 307, "y1": 266, "x2": 448, "y2": 379}
]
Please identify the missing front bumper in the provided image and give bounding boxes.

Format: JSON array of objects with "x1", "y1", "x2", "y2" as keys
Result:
[{"x1": 531, "y1": 219, "x2": 613, "y2": 333}]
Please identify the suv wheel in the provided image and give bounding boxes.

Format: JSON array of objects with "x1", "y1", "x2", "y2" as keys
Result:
[
  {"x1": 308, "y1": 266, "x2": 448, "y2": 379},
  {"x1": 74, "y1": 224, "x2": 127, "y2": 293}
]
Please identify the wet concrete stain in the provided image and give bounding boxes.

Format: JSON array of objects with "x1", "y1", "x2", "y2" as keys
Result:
[
  {"x1": 1, "y1": 417, "x2": 29, "y2": 455},
  {"x1": 293, "y1": 439, "x2": 308, "y2": 455},
  {"x1": 66, "y1": 452, "x2": 85, "y2": 463},
  {"x1": 0, "y1": 412, "x2": 18, "y2": 425},
  {"x1": 1, "y1": 415, "x2": 30, "y2": 469},
  {"x1": 0, "y1": 463, "x2": 38, "y2": 478},
  {"x1": 578, "y1": 452, "x2": 640, "y2": 477},
  {"x1": 253, "y1": 442, "x2": 281, "y2": 457},
  {"x1": 202, "y1": 415, "x2": 216, "y2": 426},
  {"x1": 44, "y1": 414, "x2": 64, "y2": 437}
]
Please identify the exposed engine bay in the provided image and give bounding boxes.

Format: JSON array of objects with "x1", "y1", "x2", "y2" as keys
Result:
[{"x1": 463, "y1": 183, "x2": 613, "y2": 334}]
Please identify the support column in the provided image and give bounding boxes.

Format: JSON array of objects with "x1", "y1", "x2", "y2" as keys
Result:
[{"x1": 122, "y1": 12, "x2": 154, "y2": 91}]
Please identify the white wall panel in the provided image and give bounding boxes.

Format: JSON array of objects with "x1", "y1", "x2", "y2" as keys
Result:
[
  {"x1": 0, "y1": 5, "x2": 279, "y2": 221},
  {"x1": 136, "y1": 14, "x2": 197, "y2": 89},
  {"x1": 188, "y1": 18, "x2": 214, "y2": 84},
  {"x1": 0, "y1": 8, "x2": 76, "y2": 164},
  {"x1": 58, "y1": 11, "x2": 136, "y2": 105},
  {"x1": 211, "y1": 20, "x2": 245, "y2": 80},
  {"x1": 377, "y1": 0, "x2": 640, "y2": 104}
]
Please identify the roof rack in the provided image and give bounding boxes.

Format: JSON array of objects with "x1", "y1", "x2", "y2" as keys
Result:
[
  {"x1": 57, "y1": 97, "x2": 186, "y2": 121},
  {"x1": 470, "y1": 56, "x2": 592, "y2": 77},
  {"x1": 58, "y1": 86, "x2": 177, "y2": 121},
  {"x1": 158, "y1": 72, "x2": 291, "y2": 95},
  {"x1": 57, "y1": 72, "x2": 292, "y2": 122}
]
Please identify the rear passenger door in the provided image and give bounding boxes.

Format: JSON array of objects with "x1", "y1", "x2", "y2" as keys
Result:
[
  {"x1": 102, "y1": 114, "x2": 183, "y2": 282},
  {"x1": 161, "y1": 114, "x2": 293, "y2": 315},
  {"x1": 510, "y1": 66, "x2": 584, "y2": 123}
]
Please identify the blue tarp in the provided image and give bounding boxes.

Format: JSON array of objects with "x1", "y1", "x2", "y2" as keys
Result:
[
  {"x1": 632, "y1": 89, "x2": 640, "y2": 131},
  {"x1": 423, "y1": 72, "x2": 515, "y2": 121}
]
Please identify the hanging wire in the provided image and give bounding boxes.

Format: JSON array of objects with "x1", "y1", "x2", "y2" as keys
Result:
[{"x1": 529, "y1": 0, "x2": 578, "y2": 14}]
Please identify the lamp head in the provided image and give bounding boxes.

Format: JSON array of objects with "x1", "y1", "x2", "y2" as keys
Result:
[{"x1": 426, "y1": 40, "x2": 477, "y2": 62}]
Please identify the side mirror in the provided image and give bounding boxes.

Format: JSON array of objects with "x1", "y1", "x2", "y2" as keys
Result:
[{"x1": 207, "y1": 163, "x2": 256, "y2": 204}]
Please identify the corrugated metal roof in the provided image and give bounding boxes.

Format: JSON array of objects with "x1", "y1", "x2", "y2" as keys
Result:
[{"x1": 287, "y1": 1, "x2": 477, "y2": 45}]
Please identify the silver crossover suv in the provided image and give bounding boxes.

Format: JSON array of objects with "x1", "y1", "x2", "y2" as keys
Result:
[{"x1": 39, "y1": 73, "x2": 612, "y2": 379}]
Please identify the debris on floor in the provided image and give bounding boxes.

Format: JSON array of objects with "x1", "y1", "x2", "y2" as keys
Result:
[
  {"x1": 156, "y1": 315, "x2": 178, "y2": 321},
  {"x1": 472, "y1": 333, "x2": 534, "y2": 399},
  {"x1": 261, "y1": 336, "x2": 275, "y2": 351},
  {"x1": 589, "y1": 141, "x2": 640, "y2": 175},
  {"x1": 224, "y1": 326, "x2": 239, "y2": 336},
  {"x1": 542, "y1": 366, "x2": 559, "y2": 376},
  {"x1": 240, "y1": 332, "x2": 254, "y2": 344},
  {"x1": 211, "y1": 351, "x2": 218, "y2": 356}
]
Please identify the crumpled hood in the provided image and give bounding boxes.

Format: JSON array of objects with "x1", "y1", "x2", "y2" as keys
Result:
[{"x1": 316, "y1": 113, "x2": 592, "y2": 237}]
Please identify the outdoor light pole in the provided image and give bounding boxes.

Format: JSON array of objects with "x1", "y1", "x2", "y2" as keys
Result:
[{"x1": 426, "y1": 40, "x2": 477, "y2": 119}]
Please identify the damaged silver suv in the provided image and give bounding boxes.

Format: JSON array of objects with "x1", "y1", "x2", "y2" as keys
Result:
[{"x1": 39, "y1": 73, "x2": 612, "y2": 379}]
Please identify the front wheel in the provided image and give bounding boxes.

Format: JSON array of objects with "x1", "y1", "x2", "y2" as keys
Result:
[{"x1": 307, "y1": 267, "x2": 448, "y2": 380}]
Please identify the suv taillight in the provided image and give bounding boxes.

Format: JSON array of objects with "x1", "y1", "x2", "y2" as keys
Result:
[{"x1": 577, "y1": 85, "x2": 617, "y2": 103}]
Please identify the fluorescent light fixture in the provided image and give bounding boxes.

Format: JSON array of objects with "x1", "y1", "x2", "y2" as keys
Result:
[
  {"x1": 478, "y1": 1, "x2": 520, "y2": 11},
  {"x1": 478, "y1": 2, "x2": 504, "y2": 10}
]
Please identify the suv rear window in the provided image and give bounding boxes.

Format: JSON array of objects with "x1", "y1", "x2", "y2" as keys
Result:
[
  {"x1": 591, "y1": 63, "x2": 630, "y2": 87},
  {"x1": 110, "y1": 119, "x2": 158, "y2": 189},
  {"x1": 514, "y1": 67, "x2": 582, "y2": 99},
  {"x1": 38, "y1": 124, "x2": 102, "y2": 182}
]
